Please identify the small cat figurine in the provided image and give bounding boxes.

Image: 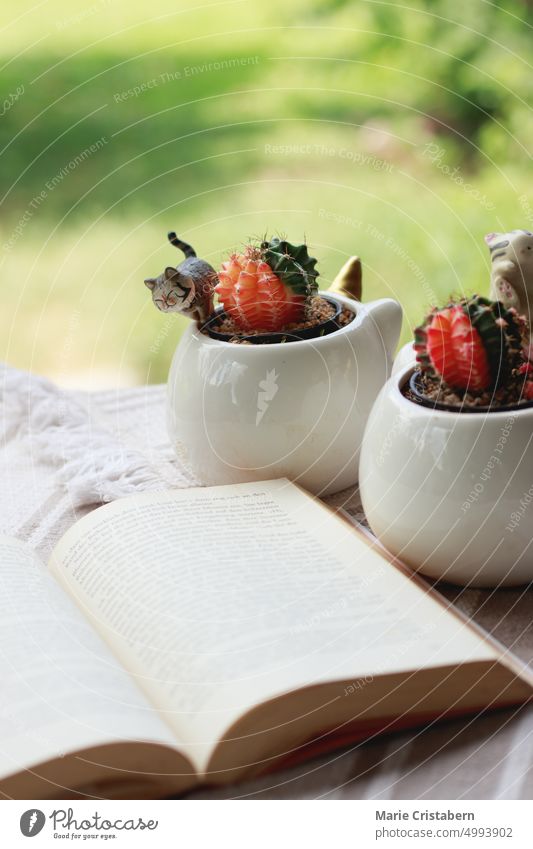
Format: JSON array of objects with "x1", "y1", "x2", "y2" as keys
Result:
[
  {"x1": 486, "y1": 229, "x2": 533, "y2": 313},
  {"x1": 144, "y1": 232, "x2": 218, "y2": 322}
]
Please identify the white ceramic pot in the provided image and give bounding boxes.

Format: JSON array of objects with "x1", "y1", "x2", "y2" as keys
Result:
[
  {"x1": 167, "y1": 294, "x2": 402, "y2": 496},
  {"x1": 360, "y1": 365, "x2": 533, "y2": 587}
]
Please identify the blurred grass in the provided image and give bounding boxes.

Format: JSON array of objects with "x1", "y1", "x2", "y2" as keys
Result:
[{"x1": 1, "y1": 0, "x2": 532, "y2": 385}]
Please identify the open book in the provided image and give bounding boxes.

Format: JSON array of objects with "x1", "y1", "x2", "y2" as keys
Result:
[{"x1": 0, "y1": 479, "x2": 531, "y2": 799}]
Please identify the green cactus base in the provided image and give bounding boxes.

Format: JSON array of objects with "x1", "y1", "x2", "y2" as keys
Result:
[{"x1": 261, "y1": 237, "x2": 319, "y2": 299}]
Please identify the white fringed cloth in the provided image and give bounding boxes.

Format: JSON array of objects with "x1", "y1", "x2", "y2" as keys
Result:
[{"x1": 1, "y1": 363, "x2": 533, "y2": 800}]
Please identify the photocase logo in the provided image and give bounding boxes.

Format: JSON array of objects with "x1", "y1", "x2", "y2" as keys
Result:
[
  {"x1": 20, "y1": 809, "x2": 46, "y2": 837},
  {"x1": 256, "y1": 369, "x2": 279, "y2": 425}
]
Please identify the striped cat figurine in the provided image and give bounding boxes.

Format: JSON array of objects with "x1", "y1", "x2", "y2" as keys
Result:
[{"x1": 144, "y1": 232, "x2": 218, "y2": 323}]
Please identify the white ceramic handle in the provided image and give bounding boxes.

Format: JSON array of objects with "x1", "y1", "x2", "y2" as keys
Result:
[{"x1": 364, "y1": 298, "x2": 403, "y2": 362}]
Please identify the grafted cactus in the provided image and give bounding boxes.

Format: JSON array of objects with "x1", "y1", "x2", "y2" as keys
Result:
[
  {"x1": 215, "y1": 237, "x2": 319, "y2": 332},
  {"x1": 414, "y1": 295, "x2": 528, "y2": 392}
]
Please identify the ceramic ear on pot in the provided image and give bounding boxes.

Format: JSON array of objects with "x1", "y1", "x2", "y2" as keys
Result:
[{"x1": 148, "y1": 234, "x2": 402, "y2": 495}]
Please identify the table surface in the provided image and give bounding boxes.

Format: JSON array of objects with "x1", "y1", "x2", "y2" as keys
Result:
[{"x1": 2, "y1": 375, "x2": 532, "y2": 799}]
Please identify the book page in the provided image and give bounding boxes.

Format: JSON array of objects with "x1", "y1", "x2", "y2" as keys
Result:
[
  {"x1": 0, "y1": 536, "x2": 179, "y2": 784},
  {"x1": 49, "y1": 480, "x2": 497, "y2": 771}
]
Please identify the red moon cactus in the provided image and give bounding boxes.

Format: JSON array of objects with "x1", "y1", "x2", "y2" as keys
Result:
[
  {"x1": 216, "y1": 238, "x2": 319, "y2": 332},
  {"x1": 414, "y1": 295, "x2": 527, "y2": 393}
]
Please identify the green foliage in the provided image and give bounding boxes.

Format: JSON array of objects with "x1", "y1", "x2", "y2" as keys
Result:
[
  {"x1": 0, "y1": 0, "x2": 531, "y2": 384},
  {"x1": 309, "y1": 0, "x2": 532, "y2": 162}
]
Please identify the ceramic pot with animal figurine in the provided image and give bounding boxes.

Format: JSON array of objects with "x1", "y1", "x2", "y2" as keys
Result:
[{"x1": 145, "y1": 233, "x2": 402, "y2": 495}]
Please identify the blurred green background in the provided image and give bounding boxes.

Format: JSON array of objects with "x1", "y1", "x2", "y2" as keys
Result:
[{"x1": 1, "y1": 0, "x2": 531, "y2": 386}]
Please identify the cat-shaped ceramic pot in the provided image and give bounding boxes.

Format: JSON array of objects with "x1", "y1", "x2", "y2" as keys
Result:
[
  {"x1": 167, "y1": 294, "x2": 402, "y2": 495},
  {"x1": 360, "y1": 364, "x2": 533, "y2": 587}
]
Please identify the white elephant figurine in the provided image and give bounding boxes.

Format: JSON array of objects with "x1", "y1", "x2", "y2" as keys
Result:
[{"x1": 486, "y1": 229, "x2": 533, "y2": 356}]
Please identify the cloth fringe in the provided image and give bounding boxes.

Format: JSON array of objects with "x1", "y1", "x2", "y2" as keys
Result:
[{"x1": 1, "y1": 365, "x2": 167, "y2": 507}]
